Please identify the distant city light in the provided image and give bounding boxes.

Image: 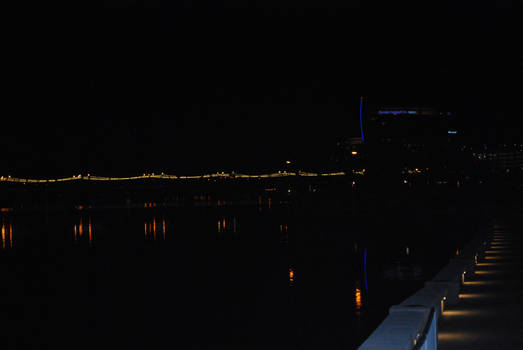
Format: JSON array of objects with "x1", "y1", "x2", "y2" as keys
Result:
[
  {"x1": 285, "y1": 160, "x2": 291, "y2": 164},
  {"x1": 351, "y1": 151, "x2": 358, "y2": 155},
  {"x1": 448, "y1": 130, "x2": 458, "y2": 134}
]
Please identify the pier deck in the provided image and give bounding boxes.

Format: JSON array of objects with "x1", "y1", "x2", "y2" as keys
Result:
[{"x1": 438, "y1": 222, "x2": 523, "y2": 350}]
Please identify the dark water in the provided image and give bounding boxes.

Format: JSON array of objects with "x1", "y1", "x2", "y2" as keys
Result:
[{"x1": 1, "y1": 187, "x2": 492, "y2": 350}]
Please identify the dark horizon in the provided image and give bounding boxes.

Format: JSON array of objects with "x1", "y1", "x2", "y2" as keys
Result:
[{"x1": 2, "y1": 7, "x2": 521, "y2": 177}]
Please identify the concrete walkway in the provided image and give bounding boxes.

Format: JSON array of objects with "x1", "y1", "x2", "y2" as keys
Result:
[{"x1": 438, "y1": 223, "x2": 523, "y2": 350}]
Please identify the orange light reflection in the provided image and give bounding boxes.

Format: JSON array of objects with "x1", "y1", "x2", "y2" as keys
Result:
[
  {"x1": 463, "y1": 280, "x2": 499, "y2": 286},
  {"x1": 355, "y1": 288, "x2": 362, "y2": 313},
  {"x1": 438, "y1": 331, "x2": 478, "y2": 342},
  {"x1": 476, "y1": 262, "x2": 504, "y2": 267},
  {"x1": 1, "y1": 222, "x2": 5, "y2": 249},
  {"x1": 474, "y1": 270, "x2": 504, "y2": 275},
  {"x1": 459, "y1": 293, "x2": 495, "y2": 299},
  {"x1": 443, "y1": 310, "x2": 484, "y2": 317},
  {"x1": 153, "y1": 217, "x2": 157, "y2": 240},
  {"x1": 88, "y1": 217, "x2": 92, "y2": 246},
  {"x1": 485, "y1": 256, "x2": 504, "y2": 260}
]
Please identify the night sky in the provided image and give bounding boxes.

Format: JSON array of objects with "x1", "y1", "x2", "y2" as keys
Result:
[{"x1": 2, "y1": 4, "x2": 521, "y2": 177}]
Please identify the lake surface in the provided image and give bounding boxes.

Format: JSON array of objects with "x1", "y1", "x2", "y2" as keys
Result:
[{"x1": 1, "y1": 186, "x2": 492, "y2": 350}]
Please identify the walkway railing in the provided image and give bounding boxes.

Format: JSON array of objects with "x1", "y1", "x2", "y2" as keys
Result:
[{"x1": 358, "y1": 230, "x2": 491, "y2": 350}]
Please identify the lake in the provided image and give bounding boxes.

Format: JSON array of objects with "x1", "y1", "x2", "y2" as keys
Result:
[{"x1": 0, "y1": 184, "x2": 492, "y2": 350}]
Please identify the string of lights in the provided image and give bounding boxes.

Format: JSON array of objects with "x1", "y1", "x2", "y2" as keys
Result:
[{"x1": 0, "y1": 171, "x2": 347, "y2": 184}]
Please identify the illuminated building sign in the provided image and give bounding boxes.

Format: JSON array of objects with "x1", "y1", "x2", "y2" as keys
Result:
[
  {"x1": 377, "y1": 110, "x2": 418, "y2": 115},
  {"x1": 448, "y1": 130, "x2": 457, "y2": 134}
]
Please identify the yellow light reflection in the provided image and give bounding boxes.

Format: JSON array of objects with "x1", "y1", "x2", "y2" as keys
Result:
[
  {"x1": 79, "y1": 218, "x2": 83, "y2": 238},
  {"x1": 144, "y1": 222, "x2": 147, "y2": 237},
  {"x1": 88, "y1": 217, "x2": 92, "y2": 246},
  {"x1": 162, "y1": 218, "x2": 166, "y2": 240},
  {"x1": 476, "y1": 262, "x2": 504, "y2": 267},
  {"x1": 355, "y1": 288, "x2": 362, "y2": 313},
  {"x1": 485, "y1": 256, "x2": 504, "y2": 260},
  {"x1": 459, "y1": 293, "x2": 495, "y2": 299},
  {"x1": 74, "y1": 224, "x2": 77, "y2": 241},
  {"x1": 474, "y1": 270, "x2": 503, "y2": 275},
  {"x1": 1, "y1": 222, "x2": 5, "y2": 249},
  {"x1": 438, "y1": 331, "x2": 478, "y2": 342},
  {"x1": 9, "y1": 222, "x2": 13, "y2": 248},
  {"x1": 463, "y1": 280, "x2": 499, "y2": 286},
  {"x1": 289, "y1": 268, "x2": 295, "y2": 286},
  {"x1": 217, "y1": 219, "x2": 221, "y2": 232},
  {"x1": 153, "y1": 217, "x2": 157, "y2": 240},
  {"x1": 443, "y1": 310, "x2": 484, "y2": 317}
]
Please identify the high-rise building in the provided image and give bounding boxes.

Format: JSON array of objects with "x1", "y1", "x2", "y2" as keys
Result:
[{"x1": 366, "y1": 106, "x2": 453, "y2": 146}]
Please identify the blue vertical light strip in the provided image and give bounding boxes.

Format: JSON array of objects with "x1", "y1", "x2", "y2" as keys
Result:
[
  {"x1": 363, "y1": 248, "x2": 368, "y2": 293},
  {"x1": 359, "y1": 96, "x2": 365, "y2": 143}
]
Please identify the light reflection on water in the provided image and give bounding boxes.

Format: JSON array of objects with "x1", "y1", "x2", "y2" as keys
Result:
[
  {"x1": 73, "y1": 216, "x2": 93, "y2": 245},
  {"x1": 355, "y1": 280, "x2": 364, "y2": 316},
  {"x1": 355, "y1": 287, "x2": 362, "y2": 315},
  {"x1": 1, "y1": 219, "x2": 13, "y2": 249},
  {"x1": 144, "y1": 216, "x2": 167, "y2": 240},
  {"x1": 217, "y1": 217, "x2": 238, "y2": 233},
  {"x1": 280, "y1": 223, "x2": 289, "y2": 244},
  {"x1": 0, "y1": 200, "x2": 483, "y2": 350}
]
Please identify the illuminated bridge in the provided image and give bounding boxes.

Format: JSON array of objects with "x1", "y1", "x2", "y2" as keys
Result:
[
  {"x1": 0, "y1": 170, "x2": 354, "y2": 212},
  {"x1": 0, "y1": 170, "x2": 346, "y2": 184}
]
